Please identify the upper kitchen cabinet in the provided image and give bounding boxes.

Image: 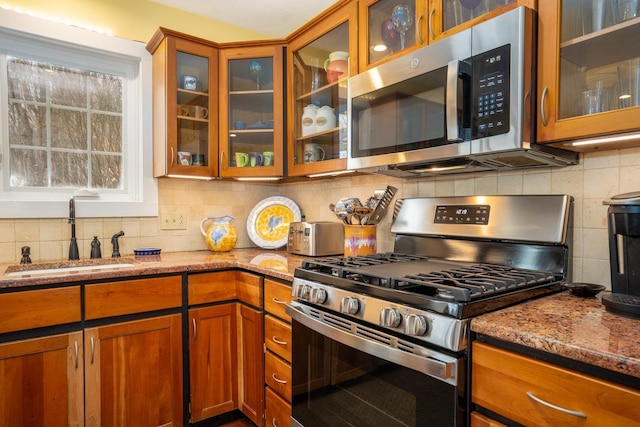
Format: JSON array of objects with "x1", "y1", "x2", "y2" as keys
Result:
[
  {"x1": 147, "y1": 28, "x2": 219, "y2": 179},
  {"x1": 219, "y1": 43, "x2": 285, "y2": 178},
  {"x1": 287, "y1": 1, "x2": 358, "y2": 177},
  {"x1": 429, "y1": 0, "x2": 533, "y2": 42},
  {"x1": 358, "y1": 0, "x2": 428, "y2": 70},
  {"x1": 537, "y1": 0, "x2": 640, "y2": 150}
]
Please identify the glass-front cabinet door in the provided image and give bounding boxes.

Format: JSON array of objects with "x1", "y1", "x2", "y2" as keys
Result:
[
  {"x1": 537, "y1": 0, "x2": 640, "y2": 147},
  {"x1": 429, "y1": 0, "x2": 521, "y2": 42},
  {"x1": 219, "y1": 44, "x2": 284, "y2": 178},
  {"x1": 287, "y1": 2, "x2": 358, "y2": 177},
  {"x1": 147, "y1": 29, "x2": 218, "y2": 178},
  {"x1": 358, "y1": 0, "x2": 428, "y2": 71}
]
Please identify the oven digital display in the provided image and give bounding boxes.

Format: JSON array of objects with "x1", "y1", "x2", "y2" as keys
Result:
[{"x1": 435, "y1": 205, "x2": 490, "y2": 224}]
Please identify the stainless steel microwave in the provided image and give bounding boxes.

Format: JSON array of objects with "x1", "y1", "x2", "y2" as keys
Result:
[{"x1": 347, "y1": 6, "x2": 577, "y2": 177}]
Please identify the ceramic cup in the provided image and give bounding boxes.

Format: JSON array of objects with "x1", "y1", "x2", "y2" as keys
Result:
[
  {"x1": 177, "y1": 104, "x2": 190, "y2": 116},
  {"x1": 191, "y1": 154, "x2": 204, "y2": 166},
  {"x1": 263, "y1": 151, "x2": 274, "y2": 166},
  {"x1": 235, "y1": 152, "x2": 249, "y2": 167},
  {"x1": 177, "y1": 151, "x2": 191, "y2": 166},
  {"x1": 304, "y1": 142, "x2": 325, "y2": 163},
  {"x1": 248, "y1": 151, "x2": 264, "y2": 167},
  {"x1": 233, "y1": 121, "x2": 247, "y2": 130},
  {"x1": 181, "y1": 75, "x2": 203, "y2": 91},
  {"x1": 191, "y1": 106, "x2": 208, "y2": 119}
]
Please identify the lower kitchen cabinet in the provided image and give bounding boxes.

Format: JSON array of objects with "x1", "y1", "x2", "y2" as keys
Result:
[
  {"x1": 472, "y1": 341, "x2": 640, "y2": 426},
  {"x1": 189, "y1": 304, "x2": 238, "y2": 422},
  {"x1": 187, "y1": 270, "x2": 264, "y2": 425},
  {"x1": 0, "y1": 332, "x2": 84, "y2": 427},
  {"x1": 263, "y1": 279, "x2": 293, "y2": 426},
  {"x1": 265, "y1": 387, "x2": 291, "y2": 427},
  {"x1": 84, "y1": 314, "x2": 183, "y2": 427},
  {"x1": 238, "y1": 304, "x2": 264, "y2": 426}
]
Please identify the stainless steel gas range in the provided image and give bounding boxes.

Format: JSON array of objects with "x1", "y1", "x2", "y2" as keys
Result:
[{"x1": 286, "y1": 195, "x2": 573, "y2": 427}]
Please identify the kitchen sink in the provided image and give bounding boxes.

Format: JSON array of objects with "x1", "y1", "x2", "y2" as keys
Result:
[{"x1": 4, "y1": 258, "x2": 137, "y2": 277}]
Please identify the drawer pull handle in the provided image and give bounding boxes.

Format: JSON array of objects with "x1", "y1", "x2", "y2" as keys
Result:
[
  {"x1": 526, "y1": 392, "x2": 587, "y2": 419},
  {"x1": 192, "y1": 318, "x2": 197, "y2": 341},
  {"x1": 272, "y1": 336, "x2": 287, "y2": 346},
  {"x1": 74, "y1": 340, "x2": 79, "y2": 369},
  {"x1": 272, "y1": 297, "x2": 286, "y2": 305},
  {"x1": 90, "y1": 336, "x2": 95, "y2": 364},
  {"x1": 272, "y1": 417, "x2": 278, "y2": 427},
  {"x1": 272, "y1": 373, "x2": 287, "y2": 384}
]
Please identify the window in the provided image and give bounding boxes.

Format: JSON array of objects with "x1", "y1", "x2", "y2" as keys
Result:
[{"x1": 0, "y1": 9, "x2": 157, "y2": 218}]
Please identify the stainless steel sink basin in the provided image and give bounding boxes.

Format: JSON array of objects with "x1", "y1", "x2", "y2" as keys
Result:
[{"x1": 4, "y1": 259, "x2": 137, "y2": 277}]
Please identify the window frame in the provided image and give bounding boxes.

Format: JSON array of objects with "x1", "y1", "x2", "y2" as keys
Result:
[{"x1": 0, "y1": 9, "x2": 157, "y2": 218}]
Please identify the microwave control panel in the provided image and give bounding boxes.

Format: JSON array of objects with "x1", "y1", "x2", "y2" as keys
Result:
[{"x1": 473, "y1": 44, "x2": 510, "y2": 138}]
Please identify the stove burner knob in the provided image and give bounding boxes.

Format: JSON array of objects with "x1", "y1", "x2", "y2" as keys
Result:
[
  {"x1": 404, "y1": 314, "x2": 429, "y2": 336},
  {"x1": 380, "y1": 308, "x2": 402, "y2": 328},
  {"x1": 310, "y1": 288, "x2": 328, "y2": 304},
  {"x1": 297, "y1": 284, "x2": 311, "y2": 300},
  {"x1": 340, "y1": 297, "x2": 360, "y2": 315}
]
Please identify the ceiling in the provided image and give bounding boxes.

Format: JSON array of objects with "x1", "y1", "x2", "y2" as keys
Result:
[{"x1": 152, "y1": 0, "x2": 341, "y2": 38}]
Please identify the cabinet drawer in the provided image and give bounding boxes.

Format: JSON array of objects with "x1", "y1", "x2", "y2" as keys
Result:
[
  {"x1": 264, "y1": 279, "x2": 292, "y2": 321},
  {"x1": 188, "y1": 271, "x2": 237, "y2": 305},
  {"x1": 265, "y1": 315, "x2": 291, "y2": 362},
  {"x1": 236, "y1": 271, "x2": 262, "y2": 308},
  {"x1": 265, "y1": 386, "x2": 291, "y2": 427},
  {"x1": 85, "y1": 276, "x2": 182, "y2": 320},
  {"x1": 472, "y1": 342, "x2": 640, "y2": 426},
  {"x1": 0, "y1": 287, "x2": 81, "y2": 334},
  {"x1": 265, "y1": 351, "x2": 291, "y2": 402}
]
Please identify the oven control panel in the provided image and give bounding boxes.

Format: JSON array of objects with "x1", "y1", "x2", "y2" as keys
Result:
[{"x1": 434, "y1": 204, "x2": 490, "y2": 225}]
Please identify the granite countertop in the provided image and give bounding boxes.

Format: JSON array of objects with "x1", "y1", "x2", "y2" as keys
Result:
[
  {"x1": 471, "y1": 291, "x2": 640, "y2": 381},
  {"x1": 4, "y1": 251, "x2": 639, "y2": 384},
  {"x1": 0, "y1": 248, "x2": 308, "y2": 289}
]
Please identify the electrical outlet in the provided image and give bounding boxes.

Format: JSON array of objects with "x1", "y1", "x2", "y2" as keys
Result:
[{"x1": 160, "y1": 211, "x2": 187, "y2": 230}]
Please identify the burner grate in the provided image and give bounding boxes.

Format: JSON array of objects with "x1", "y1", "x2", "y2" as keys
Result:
[{"x1": 395, "y1": 265, "x2": 556, "y2": 302}]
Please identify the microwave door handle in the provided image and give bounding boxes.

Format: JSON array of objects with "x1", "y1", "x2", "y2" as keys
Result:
[
  {"x1": 446, "y1": 60, "x2": 461, "y2": 141},
  {"x1": 446, "y1": 60, "x2": 472, "y2": 142}
]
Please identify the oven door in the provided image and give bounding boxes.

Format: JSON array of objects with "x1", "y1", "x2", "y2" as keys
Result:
[{"x1": 286, "y1": 301, "x2": 466, "y2": 427}]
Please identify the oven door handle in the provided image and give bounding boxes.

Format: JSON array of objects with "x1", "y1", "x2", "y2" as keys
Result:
[{"x1": 286, "y1": 302, "x2": 457, "y2": 384}]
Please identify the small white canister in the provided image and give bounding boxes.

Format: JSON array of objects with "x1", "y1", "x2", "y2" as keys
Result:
[
  {"x1": 301, "y1": 104, "x2": 318, "y2": 136},
  {"x1": 315, "y1": 105, "x2": 336, "y2": 133}
]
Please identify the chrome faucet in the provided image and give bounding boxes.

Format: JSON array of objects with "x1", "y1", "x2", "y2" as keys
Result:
[{"x1": 69, "y1": 196, "x2": 79, "y2": 260}]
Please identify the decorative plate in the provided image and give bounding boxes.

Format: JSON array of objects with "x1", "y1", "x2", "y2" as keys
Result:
[
  {"x1": 133, "y1": 248, "x2": 161, "y2": 256},
  {"x1": 246, "y1": 196, "x2": 301, "y2": 249},
  {"x1": 250, "y1": 254, "x2": 289, "y2": 272}
]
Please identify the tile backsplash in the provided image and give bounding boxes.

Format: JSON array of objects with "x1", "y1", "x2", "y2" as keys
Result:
[{"x1": 3, "y1": 146, "x2": 640, "y2": 289}]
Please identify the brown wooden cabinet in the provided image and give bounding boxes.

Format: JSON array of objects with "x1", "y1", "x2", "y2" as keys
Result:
[
  {"x1": 428, "y1": 0, "x2": 534, "y2": 43},
  {"x1": 472, "y1": 341, "x2": 640, "y2": 426},
  {"x1": 263, "y1": 279, "x2": 293, "y2": 424},
  {"x1": 83, "y1": 276, "x2": 183, "y2": 427},
  {"x1": 238, "y1": 304, "x2": 264, "y2": 426},
  {"x1": 0, "y1": 286, "x2": 83, "y2": 427},
  {"x1": 358, "y1": 0, "x2": 428, "y2": 71},
  {"x1": 187, "y1": 270, "x2": 264, "y2": 425},
  {"x1": 188, "y1": 304, "x2": 238, "y2": 422},
  {"x1": 287, "y1": 1, "x2": 358, "y2": 177},
  {"x1": 537, "y1": 0, "x2": 640, "y2": 150},
  {"x1": 0, "y1": 332, "x2": 84, "y2": 427},
  {"x1": 219, "y1": 43, "x2": 286, "y2": 178},
  {"x1": 146, "y1": 28, "x2": 219, "y2": 178},
  {"x1": 84, "y1": 314, "x2": 183, "y2": 427}
]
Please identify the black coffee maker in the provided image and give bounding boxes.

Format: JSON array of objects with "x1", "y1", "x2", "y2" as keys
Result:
[{"x1": 602, "y1": 191, "x2": 640, "y2": 318}]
